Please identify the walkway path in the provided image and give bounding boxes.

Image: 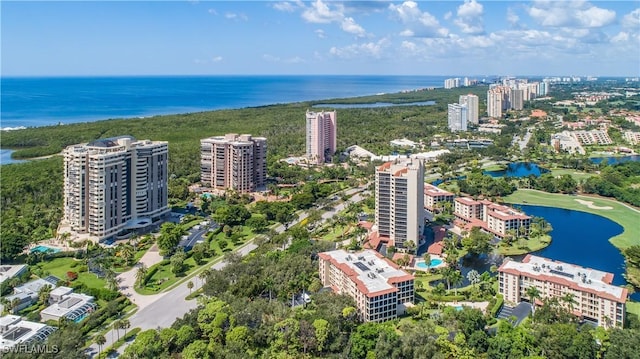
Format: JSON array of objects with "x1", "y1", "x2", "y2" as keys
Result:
[{"x1": 116, "y1": 244, "x2": 165, "y2": 310}]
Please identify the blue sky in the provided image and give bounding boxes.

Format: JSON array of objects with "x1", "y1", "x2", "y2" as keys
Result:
[{"x1": 2, "y1": 1, "x2": 639, "y2": 76}]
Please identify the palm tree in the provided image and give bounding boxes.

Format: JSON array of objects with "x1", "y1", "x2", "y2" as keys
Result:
[
  {"x1": 405, "y1": 240, "x2": 416, "y2": 254},
  {"x1": 450, "y1": 270, "x2": 464, "y2": 297},
  {"x1": 105, "y1": 269, "x2": 118, "y2": 291},
  {"x1": 135, "y1": 264, "x2": 148, "y2": 288},
  {"x1": 119, "y1": 319, "x2": 131, "y2": 338},
  {"x1": 526, "y1": 286, "x2": 541, "y2": 313},
  {"x1": 562, "y1": 293, "x2": 577, "y2": 313},
  {"x1": 187, "y1": 281, "x2": 194, "y2": 294},
  {"x1": 264, "y1": 277, "x2": 275, "y2": 302},
  {"x1": 466, "y1": 270, "x2": 480, "y2": 289},
  {"x1": 120, "y1": 244, "x2": 135, "y2": 267},
  {"x1": 39, "y1": 284, "x2": 52, "y2": 305},
  {"x1": 95, "y1": 334, "x2": 106, "y2": 355},
  {"x1": 113, "y1": 319, "x2": 122, "y2": 341},
  {"x1": 199, "y1": 269, "x2": 211, "y2": 286}
]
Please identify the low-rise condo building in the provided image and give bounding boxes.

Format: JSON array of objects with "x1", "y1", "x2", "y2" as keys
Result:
[
  {"x1": 200, "y1": 133, "x2": 267, "y2": 193},
  {"x1": 0, "y1": 315, "x2": 55, "y2": 351},
  {"x1": 454, "y1": 197, "x2": 530, "y2": 239},
  {"x1": 498, "y1": 255, "x2": 627, "y2": 329},
  {"x1": 318, "y1": 249, "x2": 414, "y2": 322},
  {"x1": 424, "y1": 184, "x2": 454, "y2": 212},
  {"x1": 40, "y1": 290, "x2": 96, "y2": 323}
]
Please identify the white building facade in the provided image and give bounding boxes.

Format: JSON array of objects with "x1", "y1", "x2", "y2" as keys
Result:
[
  {"x1": 64, "y1": 136, "x2": 169, "y2": 240},
  {"x1": 375, "y1": 160, "x2": 425, "y2": 250},
  {"x1": 200, "y1": 134, "x2": 267, "y2": 193}
]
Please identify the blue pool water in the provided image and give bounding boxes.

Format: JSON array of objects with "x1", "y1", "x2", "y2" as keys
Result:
[
  {"x1": 417, "y1": 259, "x2": 443, "y2": 268},
  {"x1": 73, "y1": 313, "x2": 88, "y2": 323},
  {"x1": 30, "y1": 245, "x2": 61, "y2": 254}
]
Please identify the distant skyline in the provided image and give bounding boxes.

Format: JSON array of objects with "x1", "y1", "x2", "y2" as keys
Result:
[{"x1": 2, "y1": 1, "x2": 639, "y2": 77}]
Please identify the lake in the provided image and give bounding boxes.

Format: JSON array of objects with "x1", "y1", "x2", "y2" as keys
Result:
[
  {"x1": 483, "y1": 162, "x2": 549, "y2": 178},
  {"x1": 0, "y1": 149, "x2": 25, "y2": 165},
  {"x1": 451, "y1": 205, "x2": 637, "y2": 300},
  {"x1": 590, "y1": 155, "x2": 640, "y2": 165}
]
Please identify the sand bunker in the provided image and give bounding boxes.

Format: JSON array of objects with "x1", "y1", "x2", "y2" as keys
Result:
[{"x1": 574, "y1": 199, "x2": 613, "y2": 210}]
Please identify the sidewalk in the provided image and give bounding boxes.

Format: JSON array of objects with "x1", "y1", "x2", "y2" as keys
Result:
[{"x1": 116, "y1": 244, "x2": 165, "y2": 309}]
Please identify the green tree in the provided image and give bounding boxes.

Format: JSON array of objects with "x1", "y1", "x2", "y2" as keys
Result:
[
  {"x1": 182, "y1": 340, "x2": 209, "y2": 359},
  {"x1": 123, "y1": 329, "x2": 163, "y2": 359},
  {"x1": 526, "y1": 286, "x2": 541, "y2": 312},
  {"x1": 157, "y1": 222, "x2": 185, "y2": 256},
  {"x1": 135, "y1": 264, "x2": 148, "y2": 288},
  {"x1": 95, "y1": 334, "x2": 106, "y2": 355},
  {"x1": 187, "y1": 280, "x2": 194, "y2": 294},
  {"x1": 313, "y1": 318, "x2": 330, "y2": 353}
]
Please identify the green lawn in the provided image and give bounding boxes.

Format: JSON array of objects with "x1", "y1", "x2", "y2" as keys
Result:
[
  {"x1": 627, "y1": 301, "x2": 640, "y2": 319},
  {"x1": 503, "y1": 189, "x2": 640, "y2": 250},
  {"x1": 137, "y1": 255, "x2": 213, "y2": 295},
  {"x1": 548, "y1": 168, "x2": 596, "y2": 181},
  {"x1": 37, "y1": 257, "x2": 106, "y2": 289},
  {"x1": 497, "y1": 235, "x2": 552, "y2": 256}
]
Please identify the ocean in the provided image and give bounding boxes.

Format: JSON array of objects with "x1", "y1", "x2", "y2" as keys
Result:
[{"x1": 1, "y1": 75, "x2": 449, "y2": 129}]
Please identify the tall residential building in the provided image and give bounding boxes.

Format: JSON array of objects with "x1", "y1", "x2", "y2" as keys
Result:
[
  {"x1": 499, "y1": 255, "x2": 627, "y2": 329},
  {"x1": 459, "y1": 94, "x2": 479, "y2": 124},
  {"x1": 444, "y1": 78, "x2": 460, "y2": 89},
  {"x1": 64, "y1": 136, "x2": 169, "y2": 240},
  {"x1": 200, "y1": 134, "x2": 267, "y2": 193},
  {"x1": 306, "y1": 110, "x2": 337, "y2": 164},
  {"x1": 487, "y1": 88, "x2": 507, "y2": 118},
  {"x1": 510, "y1": 89, "x2": 524, "y2": 110},
  {"x1": 375, "y1": 160, "x2": 425, "y2": 250},
  {"x1": 447, "y1": 103, "x2": 468, "y2": 132},
  {"x1": 318, "y1": 249, "x2": 414, "y2": 322}
]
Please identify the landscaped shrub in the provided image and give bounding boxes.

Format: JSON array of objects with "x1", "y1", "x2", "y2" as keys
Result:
[
  {"x1": 66, "y1": 271, "x2": 78, "y2": 281},
  {"x1": 489, "y1": 294, "x2": 504, "y2": 318}
]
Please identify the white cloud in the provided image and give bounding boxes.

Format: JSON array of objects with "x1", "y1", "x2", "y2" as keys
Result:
[
  {"x1": 341, "y1": 17, "x2": 366, "y2": 37},
  {"x1": 527, "y1": 1, "x2": 615, "y2": 28},
  {"x1": 611, "y1": 31, "x2": 631, "y2": 43},
  {"x1": 225, "y1": 12, "x2": 248, "y2": 21},
  {"x1": 444, "y1": 11, "x2": 452, "y2": 21},
  {"x1": 300, "y1": 0, "x2": 368, "y2": 36},
  {"x1": 454, "y1": 0, "x2": 484, "y2": 34},
  {"x1": 507, "y1": 8, "x2": 520, "y2": 28},
  {"x1": 622, "y1": 8, "x2": 640, "y2": 28},
  {"x1": 315, "y1": 29, "x2": 326, "y2": 39},
  {"x1": 388, "y1": 1, "x2": 449, "y2": 38},
  {"x1": 329, "y1": 38, "x2": 390, "y2": 59},
  {"x1": 262, "y1": 54, "x2": 305, "y2": 64},
  {"x1": 273, "y1": 2, "x2": 296, "y2": 13},
  {"x1": 207, "y1": 9, "x2": 217, "y2": 15},
  {"x1": 302, "y1": 0, "x2": 344, "y2": 23},
  {"x1": 212, "y1": 56, "x2": 223, "y2": 62}
]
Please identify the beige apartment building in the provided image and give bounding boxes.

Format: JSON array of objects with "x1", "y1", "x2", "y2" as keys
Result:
[
  {"x1": 499, "y1": 255, "x2": 627, "y2": 328},
  {"x1": 454, "y1": 197, "x2": 530, "y2": 238},
  {"x1": 459, "y1": 94, "x2": 479, "y2": 125},
  {"x1": 318, "y1": 249, "x2": 414, "y2": 322},
  {"x1": 375, "y1": 160, "x2": 425, "y2": 250},
  {"x1": 200, "y1": 134, "x2": 267, "y2": 193},
  {"x1": 306, "y1": 110, "x2": 337, "y2": 164},
  {"x1": 423, "y1": 184, "x2": 454, "y2": 212},
  {"x1": 64, "y1": 136, "x2": 169, "y2": 240}
]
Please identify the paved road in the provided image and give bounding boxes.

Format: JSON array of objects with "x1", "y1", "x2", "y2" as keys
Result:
[
  {"x1": 513, "y1": 127, "x2": 534, "y2": 151},
  {"x1": 89, "y1": 185, "x2": 369, "y2": 357},
  {"x1": 178, "y1": 222, "x2": 218, "y2": 250}
]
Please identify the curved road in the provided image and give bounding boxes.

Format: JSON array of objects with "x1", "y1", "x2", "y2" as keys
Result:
[{"x1": 89, "y1": 186, "x2": 369, "y2": 357}]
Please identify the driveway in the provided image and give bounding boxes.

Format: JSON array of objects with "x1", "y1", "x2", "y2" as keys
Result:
[{"x1": 116, "y1": 244, "x2": 165, "y2": 309}]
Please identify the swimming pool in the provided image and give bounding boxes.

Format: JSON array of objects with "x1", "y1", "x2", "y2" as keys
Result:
[
  {"x1": 416, "y1": 258, "x2": 443, "y2": 269},
  {"x1": 31, "y1": 245, "x2": 61, "y2": 254}
]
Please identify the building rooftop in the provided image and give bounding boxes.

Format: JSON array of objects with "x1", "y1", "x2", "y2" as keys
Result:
[
  {"x1": 455, "y1": 197, "x2": 481, "y2": 205},
  {"x1": 487, "y1": 203, "x2": 531, "y2": 221},
  {"x1": 40, "y1": 293, "x2": 95, "y2": 321},
  {"x1": 0, "y1": 315, "x2": 55, "y2": 350},
  {"x1": 424, "y1": 184, "x2": 454, "y2": 196},
  {"x1": 499, "y1": 255, "x2": 627, "y2": 303},
  {"x1": 319, "y1": 249, "x2": 413, "y2": 298},
  {"x1": 0, "y1": 265, "x2": 27, "y2": 284}
]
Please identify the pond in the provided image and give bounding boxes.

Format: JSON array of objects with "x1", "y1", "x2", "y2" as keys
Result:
[
  {"x1": 439, "y1": 205, "x2": 637, "y2": 300},
  {"x1": 483, "y1": 162, "x2": 549, "y2": 178},
  {"x1": 590, "y1": 155, "x2": 640, "y2": 165}
]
